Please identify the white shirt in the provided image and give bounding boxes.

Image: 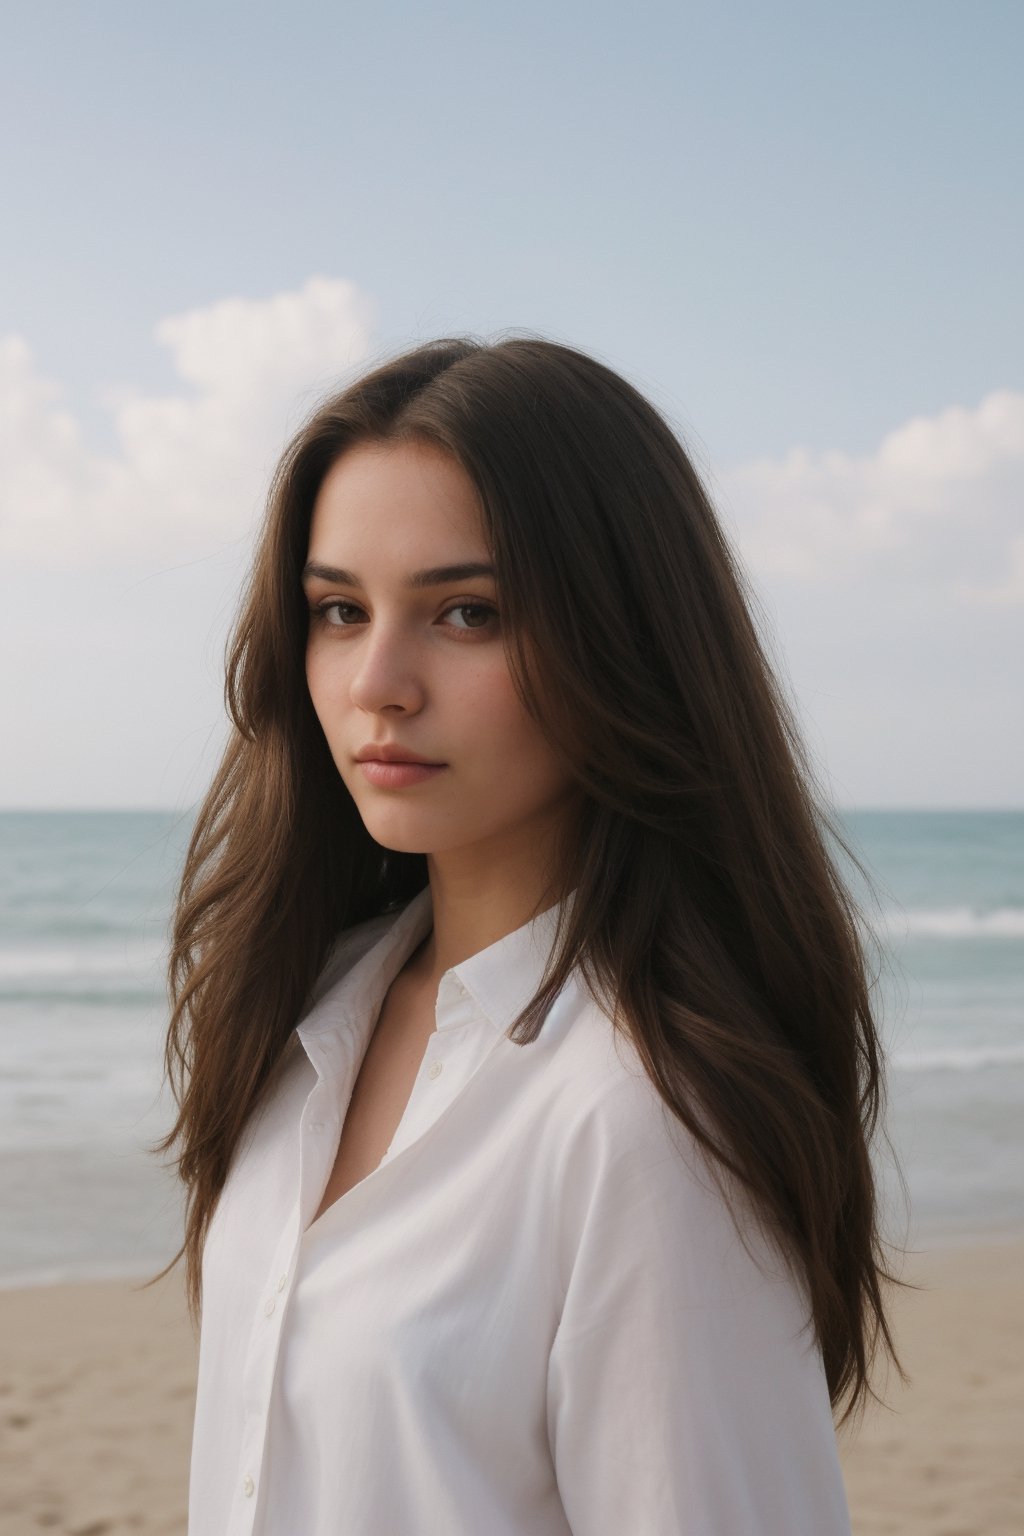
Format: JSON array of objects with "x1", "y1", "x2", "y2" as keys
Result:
[{"x1": 188, "y1": 885, "x2": 852, "y2": 1535}]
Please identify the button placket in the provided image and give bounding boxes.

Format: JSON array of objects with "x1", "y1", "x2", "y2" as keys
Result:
[
  {"x1": 233, "y1": 1227, "x2": 302, "y2": 1533},
  {"x1": 235, "y1": 1409, "x2": 269, "y2": 1522}
]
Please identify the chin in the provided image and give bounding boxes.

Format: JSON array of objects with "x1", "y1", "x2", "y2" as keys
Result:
[
  {"x1": 367, "y1": 832, "x2": 433, "y2": 855},
  {"x1": 354, "y1": 810, "x2": 439, "y2": 856},
  {"x1": 359, "y1": 807, "x2": 493, "y2": 858}
]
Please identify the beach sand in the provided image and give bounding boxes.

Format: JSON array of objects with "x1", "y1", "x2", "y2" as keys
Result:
[
  {"x1": 1, "y1": 1238, "x2": 1021, "y2": 1535},
  {"x1": 837, "y1": 1237, "x2": 1023, "y2": 1535}
]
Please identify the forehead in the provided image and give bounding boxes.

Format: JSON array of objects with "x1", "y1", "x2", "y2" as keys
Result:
[{"x1": 308, "y1": 440, "x2": 486, "y2": 553}]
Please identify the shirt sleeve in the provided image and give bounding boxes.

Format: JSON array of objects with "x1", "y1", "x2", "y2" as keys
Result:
[{"x1": 544, "y1": 1079, "x2": 853, "y2": 1535}]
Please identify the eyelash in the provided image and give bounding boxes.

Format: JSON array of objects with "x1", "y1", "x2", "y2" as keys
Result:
[{"x1": 309, "y1": 599, "x2": 499, "y2": 636}]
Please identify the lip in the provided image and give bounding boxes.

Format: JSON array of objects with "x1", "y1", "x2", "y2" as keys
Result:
[
  {"x1": 355, "y1": 743, "x2": 446, "y2": 765},
  {"x1": 359, "y1": 761, "x2": 448, "y2": 789}
]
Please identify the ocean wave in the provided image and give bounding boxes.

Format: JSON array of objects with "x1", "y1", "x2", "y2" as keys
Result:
[
  {"x1": 0, "y1": 987, "x2": 163, "y2": 1007},
  {"x1": 0, "y1": 947, "x2": 163, "y2": 980},
  {"x1": 894, "y1": 1042, "x2": 1024, "y2": 1072},
  {"x1": 877, "y1": 906, "x2": 1024, "y2": 940}
]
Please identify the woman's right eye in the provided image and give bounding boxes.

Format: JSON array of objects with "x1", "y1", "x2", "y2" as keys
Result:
[{"x1": 311, "y1": 601, "x2": 360, "y2": 626}]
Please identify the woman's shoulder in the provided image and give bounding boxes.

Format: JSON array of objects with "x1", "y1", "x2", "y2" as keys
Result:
[
  {"x1": 549, "y1": 981, "x2": 796, "y2": 1289},
  {"x1": 542, "y1": 985, "x2": 708, "y2": 1210},
  {"x1": 549, "y1": 980, "x2": 693, "y2": 1155}
]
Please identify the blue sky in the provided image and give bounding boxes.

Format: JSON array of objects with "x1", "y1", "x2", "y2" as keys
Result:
[{"x1": 1, "y1": 1, "x2": 1021, "y2": 807}]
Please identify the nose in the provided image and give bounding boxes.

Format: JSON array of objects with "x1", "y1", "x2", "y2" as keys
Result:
[{"x1": 347, "y1": 620, "x2": 426, "y2": 717}]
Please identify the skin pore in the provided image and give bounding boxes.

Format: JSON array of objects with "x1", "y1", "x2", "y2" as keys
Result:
[{"x1": 302, "y1": 437, "x2": 583, "y2": 999}]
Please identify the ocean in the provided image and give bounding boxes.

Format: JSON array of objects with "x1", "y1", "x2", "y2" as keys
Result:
[{"x1": 1, "y1": 809, "x2": 1021, "y2": 1287}]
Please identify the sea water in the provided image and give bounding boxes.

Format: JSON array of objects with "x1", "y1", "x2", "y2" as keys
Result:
[{"x1": 0, "y1": 809, "x2": 1021, "y2": 1285}]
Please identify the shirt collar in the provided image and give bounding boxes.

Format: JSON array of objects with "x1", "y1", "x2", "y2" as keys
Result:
[
  {"x1": 451, "y1": 887, "x2": 576, "y2": 1035},
  {"x1": 297, "y1": 884, "x2": 575, "y2": 1046}
]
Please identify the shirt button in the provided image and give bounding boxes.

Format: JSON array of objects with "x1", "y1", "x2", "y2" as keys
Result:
[
  {"x1": 310, "y1": 1120, "x2": 324, "y2": 1132},
  {"x1": 243, "y1": 1473, "x2": 255, "y2": 1497},
  {"x1": 264, "y1": 1297, "x2": 276, "y2": 1316},
  {"x1": 277, "y1": 1273, "x2": 287, "y2": 1292},
  {"x1": 428, "y1": 1061, "x2": 443, "y2": 1079}
]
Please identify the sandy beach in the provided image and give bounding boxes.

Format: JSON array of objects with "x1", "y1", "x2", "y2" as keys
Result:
[{"x1": 1, "y1": 1237, "x2": 1021, "y2": 1535}]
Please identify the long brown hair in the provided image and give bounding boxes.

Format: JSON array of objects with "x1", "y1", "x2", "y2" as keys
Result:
[{"x1": 147, "y1": 333, "x2": 909, "y2": 1427}]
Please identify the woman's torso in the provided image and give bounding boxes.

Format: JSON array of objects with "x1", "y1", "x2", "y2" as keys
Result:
[{"x1": 186, "y1": 889, "x2": 852, "y2": 1536}]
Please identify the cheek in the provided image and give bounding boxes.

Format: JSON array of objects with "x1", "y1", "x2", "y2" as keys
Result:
[
  {"x1": 466, "y1": 670, "x2": 563, "y2": 783},
  {"x1": 305, "y1": 644, "x2": 337, "y2": 725},
  {"x1": 462, "y1": 664, "x2": 532, "y2": 738}
]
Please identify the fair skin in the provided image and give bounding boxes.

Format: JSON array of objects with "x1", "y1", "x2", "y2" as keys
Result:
[
  {"x1": 302, "y1": 436, "x2": 582, "y2": 1216},
  {"x1": 303, "y1": 436, "x2": 582, "y2": 989}
]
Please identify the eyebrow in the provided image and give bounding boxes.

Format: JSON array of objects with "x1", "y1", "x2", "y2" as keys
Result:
[{"x1": 301, "y1": 560, "x2": 497, "y2": 589}]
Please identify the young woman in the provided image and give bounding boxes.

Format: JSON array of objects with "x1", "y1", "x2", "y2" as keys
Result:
[{"x1": 152, "y1": 335, "x2": 906, "y2": 1534}]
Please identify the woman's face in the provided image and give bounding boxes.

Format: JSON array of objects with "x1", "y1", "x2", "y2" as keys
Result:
[{"x1": 303, "y1": 438, "x2": 580, "y2": 867}]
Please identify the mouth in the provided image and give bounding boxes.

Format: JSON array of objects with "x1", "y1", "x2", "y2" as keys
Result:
[
  {"x1": 358, "y1": 759, "x2": 449, "y2": 787},
  {"x1": 354, "y1": 746, "x2": 447, "y2": 766}
]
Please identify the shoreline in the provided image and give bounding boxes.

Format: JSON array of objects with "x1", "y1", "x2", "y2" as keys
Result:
[
  {"x1": 1, "y1": 1233, "x2": 1021, "y2": 1535},
  {"x1": 5, "y1": 1213, "x2": 1020, "y2": 1293}
]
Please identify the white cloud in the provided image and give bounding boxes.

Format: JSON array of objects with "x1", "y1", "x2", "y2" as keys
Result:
[
  {"x1": 0, "y1": 336, "x2": 96, "y2": 549},
  {"x1": 0, "y1": 290, "x2": 1019, "y2": 806},
  {"x1": 5, "y1": 287, "x2": 1019, "y2": 611},
  {"x1": 0, "y1": 276, "x2": 375, "y2": 564},
  {"x1": 718, "y1": 389, "x2": 1024, "y2": 605}
]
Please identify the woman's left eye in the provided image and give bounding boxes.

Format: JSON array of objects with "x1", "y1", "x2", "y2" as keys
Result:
[{"x1": 443, "y1": 602, "x2": 498, "y2": 631}]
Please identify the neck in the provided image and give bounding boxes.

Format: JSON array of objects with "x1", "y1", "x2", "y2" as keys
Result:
[{"x1": 403, "y1": 799, "x2": 577, "y2": 988}]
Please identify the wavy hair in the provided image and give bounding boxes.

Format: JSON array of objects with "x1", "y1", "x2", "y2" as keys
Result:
[{"x1": 147, "y1": 333, "x2": 909, "y2": 1427}]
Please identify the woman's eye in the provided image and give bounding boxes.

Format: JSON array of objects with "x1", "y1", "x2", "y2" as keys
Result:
[
  {"x1": 443, "y1": 602, "x2": 498, "y2": 630},
  {"x1": 310, "y1": 600, "x2": 498, "y2": 633},
  {"x1": 315, "y1": 601, "x2": 360, "y2": 626}
]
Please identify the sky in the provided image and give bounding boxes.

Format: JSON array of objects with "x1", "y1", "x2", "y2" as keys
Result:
[{"x1": 1, "y1": 0, "x2": 1021, "y2": 809}]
